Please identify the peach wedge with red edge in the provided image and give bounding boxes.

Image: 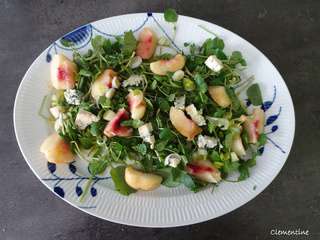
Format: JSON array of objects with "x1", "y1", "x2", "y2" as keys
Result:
[
  {"x1": 150, "y1": 54, "x2": 186, "y2": 76},
  {"x1": 127, "y1": 89, "x2": 146, "y2": 120},
  {"x1": 208, "y1": 86, "x2": 231, "y2": 108},
  {"x1": 91, "y1": 69, "x2": 117, "y2": 100},
  {"x1": 40, "y1": 133, "x2": 74, "y2": 164},
  {"x1": 186, "y1": 160, "x2": 221, "y2": 183},
  {"x1": 169, "y1": 107, "x2": 202, "y2": 141},
  {"x1": 244, "y1": 108, "x2": 265, "y2": 143},
  {"x1": 104, "y1": 108, "x2": 133, "y2": 137},
  {"x1": 136, "y1": 27, "x2": 158, "y2": 59},
  {"x1": 51, "y1": 54, "x2": 77, "y2": 90},
  {"x1": 125, "y1": 166, "x2": 162, "y2": 191}
]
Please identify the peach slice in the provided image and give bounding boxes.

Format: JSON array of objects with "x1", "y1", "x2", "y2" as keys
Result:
[
  {"x1": 208, "y1": 86, "x2": 231, "y2": 108},
  {"x1": 150, "y1": 54, "x2": 186, "y2": 75},
  {"x1": 231, "y1": 134, "x2": 246, "y2": 157},
  {"x1": 244, "y1": 108, "x2": 265, "y2": 143},
  {"x1": 186, "y1": 160, "x2": 221, "y2": 183},
  {"x1": 127, "y1": 89, "x2": 146, "y2": 120},
  {"x1": 40, "y1": 133, "x2": 74, "y2": 164},
  {"x1": 136, "y1": 27, "x2": 158, "y2": 59},
  {"x1": 125, "y1": 166, "x2": 162, "y2": 191},
  {"x1": 91, "y1": 69, "x2": 117, "y2": 100},
  {"x1": 103, "y1": 108, "x2": 133, "y2": 137},
  {"x1": 51, "y1": 54, "x2": 77, "y2": 90},
  {"x1": 169, "y1": 107, "x2": 202, "y2": 141}
]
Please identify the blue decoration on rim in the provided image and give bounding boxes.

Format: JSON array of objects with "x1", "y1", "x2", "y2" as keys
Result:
[{"x1": 42, "y1": 161, "x2": 111, "y2": 201}]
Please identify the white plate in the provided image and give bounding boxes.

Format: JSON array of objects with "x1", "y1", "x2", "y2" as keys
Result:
[{"x1": 14, "y1": 13, "x2": 295, "y2": 227}]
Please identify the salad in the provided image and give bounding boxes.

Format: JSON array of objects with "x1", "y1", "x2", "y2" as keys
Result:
[{"x1": 40, "y1": 11, "x2": 266, "y2": 196}]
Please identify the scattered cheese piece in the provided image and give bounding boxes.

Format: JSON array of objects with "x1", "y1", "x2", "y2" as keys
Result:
[
  {"x1": 64, "y1": 89, "x2": 81, "y2": 105},
  {"x1": 75, "y1": 109, "x2": 99, "y2": 130},
  {"x1": 185, "y1": 104, "x2": 206, "y2": 126},
  {"x1": 122, "y1": 75, "x2": 144, "y2": 87},
  {"x1": 172, "y1": 70, "x2": 185, "y2": 81},
  {"x1": 164, "y1": 153, "x2": 182, "y2": 168},
  {"x1": 205, "y1": 55, "x2": 223, "y2": 72},
  {"x1": 174, "y1": 95, "x2": 186, "y2": 110},
  {"x1": 197, "y1": 135, "x2": 218, "y2": 149}
]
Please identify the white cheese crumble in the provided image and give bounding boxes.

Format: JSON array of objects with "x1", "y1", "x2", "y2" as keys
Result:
[
  {"x1": 64, "y1": 89, "x2": 81, "y2": 105},
  {"x1": 164, "y1": 153, "x2": 182, "y2": 168},
  {"x1": 172, "y1": 70, "x2": 185, "y2": 81},
  {"x1": 174, "y1": 95, "x2": 186, "y2": 110},
  {"x1": 122, "y1": 75, "x2": 144, "y2": 87},
  {"x1": 138, "y1": 123, "x2": 155, "y2": 149},
  {"x1": 129, "y1": 56, "x2": 142, "y2": 69},
  {"x1": 75, "y1": 109, "x2": 99, "y2": 130},
  {"x1": 197, "y1": 135, "x2": 218, "y2": 149},
  {"x1": 185, "y1": 104, "x2": 206, "y2": 126},
  {"x1": 205, "y1": 55, "x2": 223, "y2": 72}
]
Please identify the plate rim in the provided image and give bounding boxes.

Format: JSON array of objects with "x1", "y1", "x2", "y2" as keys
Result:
[{"x1": 13, "y1": 12, "x2": 296, "y2": 227}]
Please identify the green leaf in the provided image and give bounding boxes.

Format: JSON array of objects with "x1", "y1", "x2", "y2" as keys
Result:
[
  {"x1": 110, "y1": 166, "x2": 136, "y2": 195},
  {"x1": 258, "y1": 133, "x2": 267, "y2": 146},
  {"x1": 88, "y1": 159, "x2": 108, "y2": 176},
  {"x1": 209, "y1": 150, "x2": 221, "y2": 162},
  {"x1": 194, "y1": 73, "x2": 208, "y2": 93},
  {"x1": 159, "y1": 128, "x2": 175, "y2": 142},
  {"x1": 91, "y1": 35, "x2": 107, "y2": 51},
  {"x1": 155, "y1": 140, "x2": 168, "y2": 152},
  {"x1": 225, "y1": 87, "x2": 247, "y2": 116},
  {"x1": 202, "y1": 38, "x2": 225, "y2": 56},
  {"x1": 158, "y1": 99, "x2": 170, "y2": 112},
  {"x1": 247, "y1": 83, "x2": 263, "y2": 106},
  {"x1": 79, "y1": 136, "x2": 94, "y2": 149},
  {"x1": 90, "y1": 121, "x2": 105, "y2": 137},
  {"x1": 164, "y1": 8, "x2": 178, "y2": 22},
  {"x1": 229, "y1": 51, "x2": 247, "y2": 66},
  {"x1": 121, "y1": 119, "x2": 144, "y2": 128},
  {"x1": 123, "y1": 30, "x2": 137, "y2": 55},
  {"x1": 223, "y1": 160, "x2": 240, "y2": 173},
  {"x1": 238, "y1": 164, "x2": 250, "y2": 181},
  {"x1": 179, "y1": 172, "x2": 199, "y2": 192},
  {"x1": 156, "y1": 167, "x2": 181, "y2": 187},
  {"x1": 132, "y1": 143, "x2": 147, "y2": 155},
  {"x1": 60, "y1": 39, "x2": 74, "y2": 47}
]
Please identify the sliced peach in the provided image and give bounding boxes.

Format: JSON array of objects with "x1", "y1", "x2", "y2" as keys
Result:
[
  {"x1": 91, "y1": 69, "x2": 117, "y2": 100},
  {"x1": 231, "y1": 134, "x2": 246, "y2": 157},
  {"x1": 150, "y1": 54, "x2": 186, "y2": 75},
  {"x1": 127, "y1": 89, "x2": 146, "y2": 120},
  {"x1": 40, "y1": 133, "x2": 74, "y2": 164},
  {"x1": 51, "y1": 54, "x2": 77, "y2": 90},
  {"x1": 125, "y1": 166, "x2": 162, "y2": 191},
  {"x1": 208, "y1": 86, "x2": 231, "y2": 108},
  {"x1": 104, "y1": 108, "x2": 133, "y2": 137},
  {"x1": 186, "y1": 160, "x2": 221, "y2": 183},
  {"x1": 136, "y1": 27, "x2": 158, "y2": 59},
  {"x1": 169, "y1": 107, "x2": 202, "y2": 141},
  {"x1": 244, "y1": 108, "x2": 265, "y2": 143}
]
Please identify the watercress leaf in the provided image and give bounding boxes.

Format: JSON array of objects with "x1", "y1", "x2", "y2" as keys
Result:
[
  {"x1": 79, "y1": 136, "x2": 94, "y2": 149},
  {"x1": 91, "y1": 35, "x2": 107, "y2": 51},
  {"x1": 225, "y1": 87, "x2": 247, "y2": 116},
  {"x1": 88, "y1": 159, "x2": 108, "y2": 176},
  {"x1": 155, "y1": 140, "x2": 168, "y2": 151},
  {"x1": 90, "y1": 121, "x2": 105, "y2": 137},
  {"x1": 159, "y1": 128, "x2": 175, "y2": 142},
  {"x1": 229, "y1": 51, "x2": 247, "y2": 66},
  {"x1": 156, "y1": 167, "x2": 181, "y2": 187},
  {"x1": 194, "y1": 73, "x2": 208, "y2": 93},
  {"x1": 158, "y1": 99, "x2": 170, "y2": 112},
  {"x1": 238, "y1": 164, "x2": 250, "y2": 181},
  {"x1": 60, "y1": 39, "x2": 74, "y2": 47},
  {"x1": 110, "y1": 166, "x2": 136, "y2": 195},
  {"x1": 209, "y1": 150, "x2": 221, "y2": 162},
  {"x1": 179, "y1": 172, "x2": 200, "y2": 192},
  {"x1": 223, "y1": 160, "x2": 240, "y2": 173},
  {"x1": 78, "y1": 69, "x2": 92, "y2": 77},
  {"x1": 247, "y1": 83, "x2": 263, "y2": 106},
  {"x1": 164, "y1": 8, "x2": 178, "y2": 22},
  {"x1": 258, "y1": 133, "x2": 267, "y2": 146},
  {"x1": 132, "y1": 143, "x2": 147, "y2": 155},
  {"x1": 123, "y1": 30, "x2": 137, "y2": 55},
  {"x1": 213, "y1": 37, "x2": 225, "y2": 50}
]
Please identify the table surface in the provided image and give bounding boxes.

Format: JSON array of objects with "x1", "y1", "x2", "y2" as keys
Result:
[{"x1": 1, "y1": 0, "x2": 319, "y2": 239}]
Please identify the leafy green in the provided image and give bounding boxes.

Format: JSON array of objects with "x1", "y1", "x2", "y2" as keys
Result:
[
  {"x1": 247, "y1": 83, "x2": 263, "y2": 106},
  {"x1": 121, "y1": 119, "x2": 144, "y2": 128},
  {"x1": 159, "y1": 128, "x2": 175, "y2": 142},
  {"x1": 90, "y1": 121, "x2": 105, "y2": 137},
  {"x1": 132, "y1": 144, "x2": 147, "y2": 155},
  {"x1": 194, "y1": 73, "x2": 208, "y2": 93},
  {"x1": 229, "y1": 51, "x2": 246, "y2": 66},
  {"x1": 258, "y1": 133, "x2": 267, "y2": 146},
  {"x1": 164, "y1": 8, "x2": 178, "y2": 22},
  {"x1": 110, "y1": 166, "x2": 136, "y2": 195},
  {"x1": 123, "y1": 31, "x2": 137, "y2": 55},
  {"x1": 88, "y1": 159, "x2": 108, "y2": 176}
]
